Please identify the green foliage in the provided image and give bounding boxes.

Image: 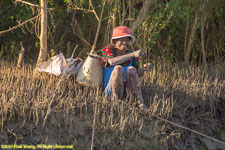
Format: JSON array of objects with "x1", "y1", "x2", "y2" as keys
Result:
[
  {"x1": 135, "y1": 1, "x2": 174, "y2": 63},
  {"x1": 0, "y1": 0, "x2": 37, "y2": 61},
  {"x1": 134, "y1": 0, "x2": 225, "y2": 64},
  {"x1": 0, "y1": 0, "x2": 224, "y2": 64}
]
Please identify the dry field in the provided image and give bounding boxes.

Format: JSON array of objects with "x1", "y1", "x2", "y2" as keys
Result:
[{"x1": 0, "y1": 60, "x2": 224, "y2": 149}]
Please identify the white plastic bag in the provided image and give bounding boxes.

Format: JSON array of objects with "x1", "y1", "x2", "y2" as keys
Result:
[
  {"x1": 63, "y1": 58, "x2": 83, "y2": 75},
  {"x1": 36, "y1": 53, "x2": 83, "y2": 76}
]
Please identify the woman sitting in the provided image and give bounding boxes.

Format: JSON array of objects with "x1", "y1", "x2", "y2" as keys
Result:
[{"x1": 101, "y1": 26, "x2": 151, "y2": 110}]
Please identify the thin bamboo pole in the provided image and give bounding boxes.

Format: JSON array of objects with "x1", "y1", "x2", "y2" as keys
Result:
[{"x1": 90, "y1": 0, "x2": 106, "y2": 54}]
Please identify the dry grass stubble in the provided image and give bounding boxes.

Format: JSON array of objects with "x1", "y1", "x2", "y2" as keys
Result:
[{"x1": 0, "y1": 60, "x2": 224, "y2": 149}]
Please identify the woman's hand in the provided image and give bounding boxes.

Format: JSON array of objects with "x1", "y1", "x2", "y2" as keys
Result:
[
  {"x1": 89, "y1": 54, "x2": 102, "y2": 61},
  {"x1": 138, "y1": 63, "x2": 153, "y2": 77},
  {"x1": 143, "y1": 63, "x2": 153, "y2": 71},
  {"x1": 133, "y1": 49, "x2": 146, "y2": 58}
]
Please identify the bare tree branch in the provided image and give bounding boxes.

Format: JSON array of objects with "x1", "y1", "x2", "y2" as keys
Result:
[
  {"x1": 131, "y1": 0, "x2": 151, "y2": 34},
  {"x1": 54, "y1": 31, "x2": 69, "y2": 49},
  {"x1": 89, "y1": 0, "x2": 99, "y2": 21},
  {"x1": 70, "y1": 5, "x2": 93, "y2": 13},
  {"x1": 71, "y1": 14, "x2": 91, "y2": 48},
  {"x1": 0, "y1": 15, "x2": 40, "y2": 35},
  {"x1": 185, "y1": 13, "x2": 198, "y2": 64},
  {"x1": 70, "y1": 1, "x2": 99, "y2": 21},
  {"x1": 15, "y1": 0, "x2": 41, "y2": 8},
  {"x1": 14, "y1": 0, "x2": 54, "y2": 10}
]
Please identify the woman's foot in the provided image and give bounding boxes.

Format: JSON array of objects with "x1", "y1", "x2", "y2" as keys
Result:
[{"x1": 139, "y1": 103, "x2": 148, "y2": 111}]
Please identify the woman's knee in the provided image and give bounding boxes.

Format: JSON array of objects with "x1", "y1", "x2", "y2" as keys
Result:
[
  {"x1": 127, "y1": 66, "x2": 137, "y2": 75},
  {"x1": 113, "y1": 65, "x2": 124, "y2": 74}
]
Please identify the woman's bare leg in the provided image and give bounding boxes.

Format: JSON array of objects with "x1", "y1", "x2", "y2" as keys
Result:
[
  {"x1": 109, "y1": 65, "x2": 124, "y2": 99},
  {"x1": 126, "y1": 66, "x2": 148, "y2": 110}
]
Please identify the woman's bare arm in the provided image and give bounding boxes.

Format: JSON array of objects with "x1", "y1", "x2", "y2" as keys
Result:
[
  {"x1": 108, "y1": 49, "x2": 145, "y2": 66},
  {"x1": 137, "y1": 68, "x2": 145, "y2": 77},
  {"x1": 108, "y1": 53, "x2": 134, "y2": 66}
]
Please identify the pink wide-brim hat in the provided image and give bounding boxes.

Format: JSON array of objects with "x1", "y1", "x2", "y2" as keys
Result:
[{"x1": 111, "y1": 26, "x2": 135, "y2": 44}]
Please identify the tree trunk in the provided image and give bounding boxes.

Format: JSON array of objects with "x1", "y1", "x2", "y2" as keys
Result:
[
  {"x1": 201, "y1": 12, "x2": 207, "y2": 66},
  {"x1": 128, "y1": 0, "x2": 132, "y2": 27},
  {"x1": 121, "y1": 0, "x2": 127, "y2": 25},
  {"x1": 184, "y1": 13, "x2": 198, "y2": 65},
  {"x1": 72, "y1": 13, "x2": 91, "y2": 49},
  {"x1": 112, "y1": 0, "x2": 118, "y2": 29},
  {"x1": 66, "y1": 41, "x2": 71, "y2": 58},
  {"x1": 131, "y1": 0, "x2": 151, "y2": 34},
  {"x1": 17, "y1": 41, "x2": 25, "y2": 68},
  {"x1": 184, "y1": 1, "x2": 190, "y2": 54},
  {"x1": 37, "y1": 0, "x2": 47, "y2": 65}
]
